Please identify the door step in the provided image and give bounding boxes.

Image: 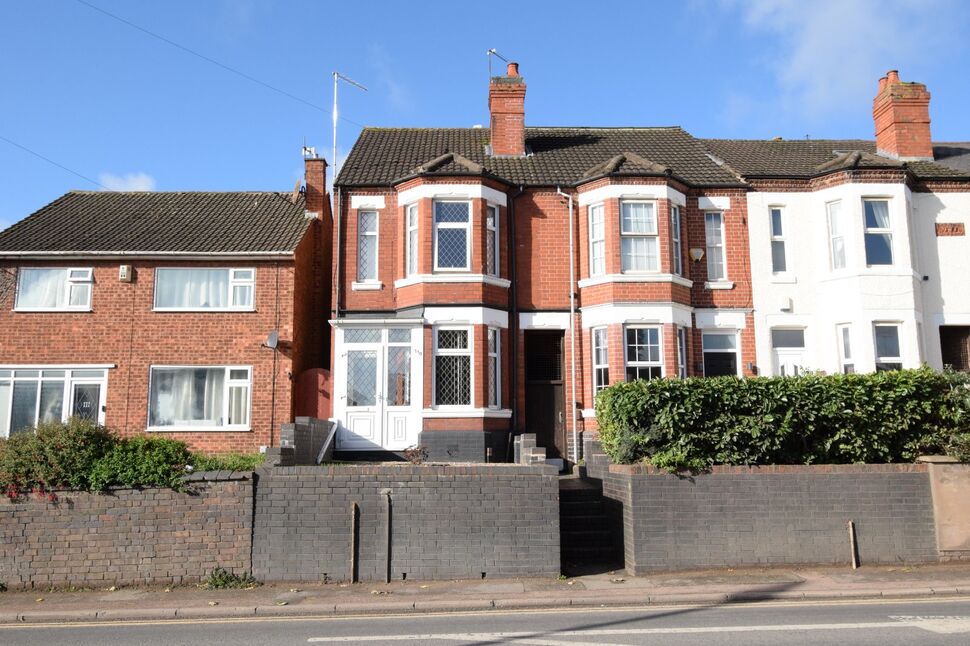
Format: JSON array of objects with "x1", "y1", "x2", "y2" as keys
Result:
[{"x1": 545, "y1": 458, "x2": 565, "y2": 471}]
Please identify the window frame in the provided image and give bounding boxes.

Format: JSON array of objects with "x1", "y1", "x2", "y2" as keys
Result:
[
  {"x1": 769, "y1": 206, "x2": 787, "y2": 274},
  {"x1": 432, "y1": 326, "x2": 473, "y2": 408},
  {"x1": 624, "y1": 325, "x2": 664, "y2": 381},
  {"x1": 14, "y1": 267, "x2": 94, "y2": 312},
  {"x1": 0, "y1": 366, "x2": 109, "y2": 438},
  {"x1": 670, "y1": 204, "x2": 683, "y2": 276},
  {"x1": 863, "y1": 198, "x2": 894, "y2": 266},
  {"x1": 153, "y1": 267, "x2": 256, "y2": 312},
  {"x1": 147, "y1": 365, "x2": 252, "y2": 432},
  {"x1": 873, "y1": 323, "x2": 903, "y2": 372},
  {"x1": 702, "y1": 331, "x2": 741, "y2": 377},
  {"x1": 487, "y1": 327, "x2": 500, "y2": 409},
  {"x1": 704, "y1": 211, "x2": 727, "y2": 281},
  {"x1": 827, "y1": 200, "x2": 846, "y2": 270},
  {"x1": 677, "y1": 327, "x2": 688, "y2": 379},
  {"x1": 486, "y1": 204, "x2": 500, "y2": 277},
  {"x1": 405, "y1": 203, "x2": 419, "y2": 277},
  {"x1": 591, "y1": 326, "x2": 609, "y2": 396},
  {"x1": 588, "y1": 203, "x2": 606, "y2": 277},
  {"x1": 837, "y1": 324, "x2": 855, "y2": 374},
  {"x1": 620, "y1": 200, "x2": 660, "y2": 273},
  {"x1": 356, "y1": 210, "x2": 379, "y2": 283},
  {"x1": 432, "y1": 200, "x2": 472, "y2": 272}
]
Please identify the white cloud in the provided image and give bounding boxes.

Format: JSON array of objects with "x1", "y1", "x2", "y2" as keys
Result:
[
  {"x1": 98, "y1": 172, "x2": 157, "y2": 192},
  {"x1": 721, "y1": 0, "x2": 964, "y2": 123},
  {"x1": 368, "y1": 44, "x2": 414, "y2": 112}
]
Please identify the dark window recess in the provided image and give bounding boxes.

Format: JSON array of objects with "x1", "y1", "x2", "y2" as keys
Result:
[
  {"x1": 704, "y1": 353, "x2": 737, "y2": 377},
  {"x1": 940, "y1": 326, "x2": 970, "y2": 372},
  {"x1": 525, "y1": 332, "x2": 563, "y2": 382}
]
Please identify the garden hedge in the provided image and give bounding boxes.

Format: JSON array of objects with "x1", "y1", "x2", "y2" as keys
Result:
[{"x1": 594, "y1": 367, "x2": 970, "y2": 469}]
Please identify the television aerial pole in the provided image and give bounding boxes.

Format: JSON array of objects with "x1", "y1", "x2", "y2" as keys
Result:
[{"x1": 332, "y1": 72, "x2": 368, "y2": 181}]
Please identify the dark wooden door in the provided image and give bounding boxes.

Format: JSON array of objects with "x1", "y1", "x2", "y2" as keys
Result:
[
  {"x1": 940, "y1": 326, "x2": 970, "y2": 371},
  {"x1": 524, "y1": 330, "x2": 566, "y2": 459}
]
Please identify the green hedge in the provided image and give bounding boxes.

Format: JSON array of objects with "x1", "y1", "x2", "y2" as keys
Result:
[
  {"x1": 0, "y1": 419, "x2": 263, "y2": 499},
  {"x1": 594, "y1": 367, "x2": 970, "y2": 469}
]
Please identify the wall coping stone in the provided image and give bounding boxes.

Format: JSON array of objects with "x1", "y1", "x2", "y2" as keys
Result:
[
  {"x1": 609, "y1": 462, "x2": 930, "y2": 475},
  {"x1": 183, "y1": 470, "x2": 254, "y2": 482},
  {"x1": 257, "y1": 463, "x2": 557, "y2": 476},
  {"x1": 917, "y1": 455, "x2": 963, "y2": 464}
]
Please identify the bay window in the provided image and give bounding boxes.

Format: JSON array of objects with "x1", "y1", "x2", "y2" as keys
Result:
[
  {"x1": 486, "y1": 205, "x2": 499, "y2": 277},
  {"x1": 148, "y1": 366, "x2": 251, "y2": 430},
  {"x1": 433, "y1": 327, "x2": 471, "y2": 406},
  {"x1": 433, "y1": 201, "x2": 471, "y2": 271},
  {"x1": 837, "y1": 324, "x2": 855, "y2": 374},
  {"x1": 357, "y1": 210, "x2": 379, "y2": 282},
  {"x1": 154, "y1": 268, "x2": 254, "y2": 310},
  {"x1": 671, "y1": 205, "x2": 683, "y2": 276},
  {"x1": 487, "y1": 327, "x2": 500, "y2": 408},
  {"x1": 624, "y1": 326, "x2": 662, "y2": 381},
  {"x1": 827, "y1": 201, "x2": 846, "y2": 269},
  {"x1": 863, "y1": 199, "x2": 893, "y2": 266},
  {"x1": 405, "y1": 204, "x2": 419, "y2": 276},
  {"x1": 16, "y1": 267, "x2": 93, "y2": 310},
  {"x1": 873, "y1": 324, "x2": 902, "y2": 371},
  {"x1": 588, "y1": 203, "x2": 605, "y2": 276},
  {"x1": 705, "y1": 212, "x2": 727, "y2": 281},
  {"x1": 620, "y1": 201, "x2": 659, "y2": 272},
  {"x1": 592, "y1": 327, "x2": 609, "y2": 395},
  {"x1": 677, "y1": 327, "x2": 688, "y2": 378}
]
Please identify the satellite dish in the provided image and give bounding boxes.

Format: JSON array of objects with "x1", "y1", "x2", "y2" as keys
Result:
[{"x1": 265, "y1": 330, "x2": 279, "y2": 349}]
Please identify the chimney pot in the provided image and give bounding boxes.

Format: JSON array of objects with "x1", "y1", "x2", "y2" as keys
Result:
[
  {"x1": 878, "y1": 76, "x2": 888, "y2": 93},
  {"x1": 887, "y1": 69, "x2": 900, "y2": 84},
  {"x1": 507, "y1": 62, "x2": 519, "y2": 77}
]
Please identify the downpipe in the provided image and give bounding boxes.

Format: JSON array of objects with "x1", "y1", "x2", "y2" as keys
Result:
[{"x1": 556, "y1": 186, "x2": 579, "y2": 464}]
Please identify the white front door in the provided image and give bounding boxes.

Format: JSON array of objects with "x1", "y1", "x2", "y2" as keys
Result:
[
  {"x1": 774, "y1": 349, "x2": 805, "y2": 377},
  {"x1": 336, "y1": 327, "x2": 420, "y2": 451}
]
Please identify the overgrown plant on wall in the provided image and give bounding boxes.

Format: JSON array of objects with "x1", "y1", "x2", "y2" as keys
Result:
[{"x1": 595, "y1": 367, "x2": 970, "y2": 470}]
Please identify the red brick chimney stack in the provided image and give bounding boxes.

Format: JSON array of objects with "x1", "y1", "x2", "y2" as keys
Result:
[
  {"x1": 489, "y1": 62, "x2": 527, "y2": 156},
  {"x1": 872, "y1": 69, "x2": 934, "y2": 161},
  {"x1": 304, "y1": 156, "x2": 328, "y2": 217}
]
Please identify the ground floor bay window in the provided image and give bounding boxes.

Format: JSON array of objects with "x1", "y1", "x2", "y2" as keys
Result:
[
  {"x1": 625, "y1": 326, "x2": 663, "y2": 381},
  {"x1": 148, "y1": 366, "x2": 250, "y2": 431},
  {"x1": 0, "y1": 366, "x2": 108, "y2": 437}
]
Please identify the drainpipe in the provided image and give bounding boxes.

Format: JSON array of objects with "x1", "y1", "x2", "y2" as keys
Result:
[
  {"x1": 556, "y1": 186, "x2": 579, "y2": 464},
  {"x1": 508, "y1": 185, "x2": 524, "y2": 455},
  {"x1": 333, "y1": 186, "x2": 343, "y2": 318}
]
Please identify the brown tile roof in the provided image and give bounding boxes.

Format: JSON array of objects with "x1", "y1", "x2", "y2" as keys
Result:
[{"x1": 0, "y1": 191, "x2": 310, "y2": 256}]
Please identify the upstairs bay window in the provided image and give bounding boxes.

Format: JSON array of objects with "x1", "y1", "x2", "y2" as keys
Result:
[
  {"x1": 148, "y1": 366, "x2": 251, "y2": 430},
  {"x1": 154, "y1": 268, "x2": 254, "y2": 310},
  {"x1": 486, "y1": 205, "x2": 499, "y2": 277},
  {"x1": 620, "y1": 201, "x2": 659, "y2": 272},
  {"x1": 671, "y1": 205, "x2": 683, "y2": 276},
  {"x1": 827, "y1": 201, "x2": 846, "y2": 269},
  {"x1": 405, "y1": 204, "x2": 419, "y2": 277},
  {"x1": 705, "y1": 212, "x2": 727, "y2": 281},
  {"x1": 357, "y1": 211, "x2": 379, "y2": 282},
  {"x1": 863, "y1": 199, "x2": 893, "y2": 266},
  {"x1": 16, "y1": 267, "x2": 92, "y2": 311},
  {"x1": 588, "y1": 203, "x2": 606, "y2": 276},
  {"x1": 433, "y1": 201, "x2": 471, "y2": 271}
]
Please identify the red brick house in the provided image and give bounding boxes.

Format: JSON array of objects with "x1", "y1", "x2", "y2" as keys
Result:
[{"x1": 0, "y1": 157, "x2": 331, "y2": 453}]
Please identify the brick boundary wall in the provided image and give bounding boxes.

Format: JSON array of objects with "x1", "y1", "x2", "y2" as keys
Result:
[
  {"x1": 252, "y1": 464, "x2": 560, "y2": 583},
  {"x1": 585, "y1": 440, "x2": 941, "y2": 574},
  {"x1": 0, "y1": 472, "x2": 253, "y2": 589}
]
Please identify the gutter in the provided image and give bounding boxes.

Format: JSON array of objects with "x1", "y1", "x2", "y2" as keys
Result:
[
  {"x1": 555, "y1": 186, "x2": 579, "y2": 464},
  {"x1": 0, "y1": 251, "x2": 296, "y2": 260}
]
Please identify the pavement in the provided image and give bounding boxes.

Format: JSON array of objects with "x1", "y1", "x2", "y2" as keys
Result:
[{"x1": 1, "y1": 563, "x2": 970, "y2": 624}]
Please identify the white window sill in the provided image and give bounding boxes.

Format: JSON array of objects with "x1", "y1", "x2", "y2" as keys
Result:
[
  {"x1": 704, "y1": 281, "x2": 735, "y2": 290},
  {"x1": 578, "y1": 273, "x2": 693, "y2": 289},
  {"x1": 352, "y1": 281, "x2": 383, "y2": 291},
  {"x1": 769, "y1": 274, "x2": 797, "y2": 284},
  {"x1": 422, "y1": 408, "x2": 512, "y2": 419},
  {"x1": 581, "y1": 408, "x2": 596, "y2": 419},
  {"x1": 14, "y1": 307, "x2": 92, "y2": 313},
  {"x1": 394, "y1": 274, "x2": 511, "y2": 289},
  {"x1": 147, "y1": 426, "x2": 252, "y2": 433},
  {"x1": 153, "y1": 307, "x2": 256, "y2": 313}
]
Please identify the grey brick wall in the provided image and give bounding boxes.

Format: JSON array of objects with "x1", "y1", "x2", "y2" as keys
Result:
[
  {"x1": 280, "y1": 417, "x2": 336, "y2": 465},
  {"x1": 252, "y1": 463, "x2": 560, "y2": 582},
  {"x1": 585, "y1": 441, "x2": 939, "y2": 574},
  {"x1": 0, "y1": 474, "x2": 253, "y2": 589}
]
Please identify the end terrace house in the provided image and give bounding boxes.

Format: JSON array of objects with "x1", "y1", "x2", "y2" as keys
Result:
[{"x1": 0, "y1": 156, "x2": 331, "y2": 452}]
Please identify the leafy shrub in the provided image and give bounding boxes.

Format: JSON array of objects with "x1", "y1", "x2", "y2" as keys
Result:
[
  {"x1": 595, "y1": 367, "x2": 970, "y2": 469},
  {"x1": 948, "y1": 432, "x2": 970, "y2": 462},
  {"x1": 89, "y1": 436, "x2": 191, "y2": 491},
  {"x1": 190, "y1": 452, "x2": 264, "y2": 472},
  {"x1": 203, "y1": 567, "x2": 258, "y2": 589},
  {"x1": 0, "y1": 418, "x2": 115, "y2": 497}
]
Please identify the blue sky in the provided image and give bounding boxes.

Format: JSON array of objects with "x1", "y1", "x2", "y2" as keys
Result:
[{"x1": 2, "y1": 0, "x2": 969, "y2": 230}]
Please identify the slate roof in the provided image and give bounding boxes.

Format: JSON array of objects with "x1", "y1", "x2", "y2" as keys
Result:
[
  {"x1": 933, "y1": 143, "x2": 970, "y2": 175},
  {"x1": 703, "y1": 139, "x2": 970, "y2": 180},
  {"x1": 336, "y1": 127, "x2": 745, "y2": 188},
  {"x1": 0, "y1": 191, "x2": 310, "y2": 255}
]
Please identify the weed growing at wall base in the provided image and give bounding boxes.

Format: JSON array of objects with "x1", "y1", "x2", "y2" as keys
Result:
[{"x1": 595, "y1": 367, "x2": 970, "y2": 469}]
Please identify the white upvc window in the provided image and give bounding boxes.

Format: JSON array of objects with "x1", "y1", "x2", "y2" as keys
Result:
[
  {"x1": 837, "y1": 324, "x2": 855, "y2": 374},
  {"x1": 15, "y1": 267, "x2": 93, "y2": 311},
  {"x1": 873, "y1": 323, "x2": 902, "y2": 372},
  {"x1": 148, "y1": 366, "x2": 251, "y2": 431},
  {"x1": 671, "y1": 205, "x2": 683, "y2": 276},
  {"x1": 827, "y1": 201, "x2": 846, "y2": 270},
  {"x1": 588, "y1": 203, "x2": 606, "y2": 276},
  {"x1": 405, "y1": 204, "x2": 419, "y2": 277},
  {"x1": 770, "y1": 207, "x2": 787, "y2": 273},
  {"x1": 486, "y1": 205, "x2": 499, "y2": 277},
  {"x1": 0, "y1": 367, "x2": 108, "y2": 438},
  {"x1": 704, "y1": 212, "x2": 727, "y2": 281},
  {"x1": 624, "y1": 326, "x2": 663, "y2": 381},
  {"x1": 677, "y1": 327, "x2": 688, "y2": 379},
  {"x1": 433, "y1": 327, "x2": 472, "y2": 407},
  {"x1": 863, "y1": 199, "x2": 893, "y2": 266},
  {"x1": 702, "y1": 331, "x2": 740, "y2": 377},
  {"x1": 487, "y1": 327, "x2": 500, "y2": 408},
  {"x1": 620, "y1": 201, "x2": 659, "y2": 272},
  {"x1": 154, "y1": 268, "x2": 255, "y2": 311},
  {"x1": 591, "y1": 327, "x2": 609, "y2": 395},
  {"x1": 357, "y1": 210, "x2": 379, "y2": 282},
  {"x1": 433, "y1": 201, "x2": 471, "y2": 271}
]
